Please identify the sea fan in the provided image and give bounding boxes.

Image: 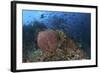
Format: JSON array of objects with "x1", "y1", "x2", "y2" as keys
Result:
[{"x1": 37, "y1": 30, "x2": 57, "y2": 54}]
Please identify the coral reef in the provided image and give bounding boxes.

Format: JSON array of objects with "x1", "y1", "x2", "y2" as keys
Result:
[
  {"x1": 24, "y1": 30, "x2": 88, "y2": 62},
  {"x1": 26, "y1": 47, "x2": 88, "y2": 62}
]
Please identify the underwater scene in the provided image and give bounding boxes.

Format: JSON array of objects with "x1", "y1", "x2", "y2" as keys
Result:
[{"x1": 22, "y1": 10, "x2": 91, "y2": 63}]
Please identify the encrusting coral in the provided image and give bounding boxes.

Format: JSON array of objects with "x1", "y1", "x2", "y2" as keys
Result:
[
  {"x1": 26, "y1": 30, "x2": 89, "y2": 62},
  {"x1": 35, "y1": 30, "x2": 88, "y2": 62}
]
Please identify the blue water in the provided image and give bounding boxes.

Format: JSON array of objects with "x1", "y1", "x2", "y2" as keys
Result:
[{"x1": 22, "y1": 10, "x2": 91, "y2": 58}]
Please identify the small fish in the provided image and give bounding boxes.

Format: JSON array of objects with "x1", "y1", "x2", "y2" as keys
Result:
[{"x1": 40, "y1": 14, "x2": 45, "y2": 18}]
